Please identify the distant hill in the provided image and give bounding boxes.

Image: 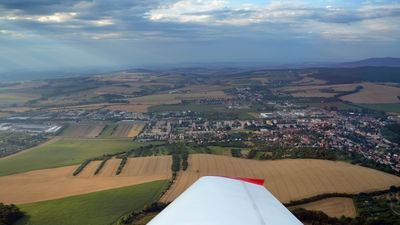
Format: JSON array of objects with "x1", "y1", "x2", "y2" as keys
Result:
[
  {"x1": 309, "y1": 67, "x2": 400, "y2": 84},
  {"x1": 334, "y1": 57, "x2": 400, "y2": 68}
]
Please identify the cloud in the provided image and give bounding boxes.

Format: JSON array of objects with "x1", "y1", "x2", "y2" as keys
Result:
[
  {"x1": 0, "y1": 0, "x2": 398, "y2": 42},
  {"x1": 0, "y1": 0, "x2": 398, "y2": 74},
  {"x1": 147, "y1": 0, "x2": 400, "y2": 25}
]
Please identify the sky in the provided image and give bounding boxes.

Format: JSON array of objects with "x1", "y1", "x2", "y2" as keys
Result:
[{"x1": 0, "y1": 0, "x2": 399, "y2": 75}]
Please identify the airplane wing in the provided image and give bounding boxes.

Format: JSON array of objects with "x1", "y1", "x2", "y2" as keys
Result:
[{"x1": 148, "y1": 176, "x2": 303, "y2": 225}]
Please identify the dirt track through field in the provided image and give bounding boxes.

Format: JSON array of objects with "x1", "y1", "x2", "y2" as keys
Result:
[
  {"x1": 290, "y1": 197, "x2": 357, "y2": 218},
  {"x1": 0, "y1": 156, "x2": 171, "y2": 204},
  {"x1": 161, "y1": 154, "x2": 400, "y2": 203}
]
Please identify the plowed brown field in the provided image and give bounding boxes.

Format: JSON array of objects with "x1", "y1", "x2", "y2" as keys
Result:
[
  {"x1": 62, "y1": 124, "x2": 105, "y2": 138},
  {"x1": 291, "y1": 197, "x2": 357, "y2": 218},
  {"x1": 161, "y1": 154, "x2": 400, "y2": 203},
  {"x1": 0, "y1": 156, "x2": 171, "y2": 204}
]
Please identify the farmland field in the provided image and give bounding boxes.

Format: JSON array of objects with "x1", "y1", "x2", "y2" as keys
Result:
[
  {"x1": 61, "y1": 124, "x2": 105, "y2": 138},
  {"x1": 0, "y1": 138, "x2": 148, "y2": 176},
  {"x1": 149, "y1": 102, "x2": 227, "y2": 112},
  {"x1": 0, "y1": 93, "x2": 38, "y2": 105},
  {"x1": 0, "y1": 156, "x2": 172, "y2": 204},
  {"x1": 15, "y1": 180, "x2": 169, "y2": 225},
  {"x1": 109, "y1": 90, "x2": 231, "y2": 112},
  {"x1": 340, "y1": 83, "x2": 400, "y2": 104},
  {"x1": 112, "y1": 123, "x2": 145, "y2": 138},
  {"x1": 97, "y1": 124, "x2": 118, "y2": 138},
  {"x1": 290, "y1": 197, "x2": 357, "y2": 218},
  {"x1": 161, "y1": 154, "x2": 400, "y2": 203},
  {"x1": 281, "y1": 83, "x2": 360, "y2": 98},
  {"x1": 358, "y1": 103, "x2": 400, "y2": 114},
  {"x1": 281, "y1": 82, "x2": 400, "y2": 104}
]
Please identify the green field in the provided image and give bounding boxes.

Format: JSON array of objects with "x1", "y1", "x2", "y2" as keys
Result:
[
  {"x1": 97, "y1": 124, "x2": 118, "y2": 138},
  {"x1": 16, "y1": 180, "x2": 168, "y2": 225},
  {"x1": 0, "y1": 138, "x2": 149, "y2": 176},
  {"x1": 358, "y1": 103, "x2": 400, "y2": 114}
]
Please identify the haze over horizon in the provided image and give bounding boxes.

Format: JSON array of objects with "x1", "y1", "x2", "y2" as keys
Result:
[{"x1": 1, "y1": 0, "x2": 400, "y2": 76}]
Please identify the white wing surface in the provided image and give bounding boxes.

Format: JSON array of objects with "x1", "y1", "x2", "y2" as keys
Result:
[{"x1": 148, "y1": 176, "x2": 303, "y2": 225}]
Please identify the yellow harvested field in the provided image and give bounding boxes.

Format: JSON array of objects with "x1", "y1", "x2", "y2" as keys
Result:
[
  {"x1": 129, "y1": 91, "x2": 229, "y2": 104},
  {"x1": 128, "y1": 124, "x2": 145, "y2": 137},
  {"x1": 0, "y1": 156, "x2": 171, "y2": 204},
  {"x1": 62, "y1": 124, "x2": 105, "y2": 138},
  {"x1": 291, "y1": 197, "x2": 357, "y2": 218},
  {"x1": 281, "y1": 83, "x2": 360, "y2": 98},
  {"x1": 48, "y1": 103, "x2": 108, "y2": 112},
  {"x1": 106, "y1": 104, "x2": 152, "y2": 112},
  {"x1": 96, "y1": 158, "x2": 121, "y2": 176},
  {"x1": 289, "y1": 90, "x2": 337, "y2": 98},
  {"x1": 0, "y1": 112, "x2": 9, "y2": 118},
  {"x1": 112, "y1": 124, "x2": 145, "y2": 138},
  {"x1": 119, "y1": 156, "x2": 172, "y2": 177},
  {"x1": 340, "y1": 83, "x2": 400, "y2": 104},
  {"x1": 293, "y1": 75, "x2": 327, "y2": 85},
  {"x1": 161, "y1": 154, "x2": 400, "y2": 203},
  {"x1": 281, "y1": 82, "x2": 400, "y2": 103},
  {"x1": 2, "y1": 107, "x2": 32, "y2": 112},
  {"x1": 77, "y1": 160, "x2": 102, "y2": 178},
  {"x1": 282, "y1": 83, "x2": 359, "y2": 92},
  {"x1": 106, "y1": 90, "x2": 229, "y2": 112},
  {"x1": 180, "y1": 85, "x2": 227, "y2": 93}
]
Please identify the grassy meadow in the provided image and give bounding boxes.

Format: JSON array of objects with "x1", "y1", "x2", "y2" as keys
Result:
[
  {"x1": 16, "y1": 180, "x2": 169, "y2": 225},
  {"x1": 0, "y1": 138, "x2": 148, "y2": 176}
]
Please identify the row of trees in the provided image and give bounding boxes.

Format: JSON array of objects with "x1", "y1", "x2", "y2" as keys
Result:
[
  {"x1": 116, "y1": 156, "x2": 128, "y2": 175},
  {"x1": 290, "y1": 186, "x2": 400, "y2": 225},
  {"x1": 116, "y1": 202, "x2": 168, "y2": 225},
  {"x1": 94, "y1": 157, "x2": 111, "y2": 175},
  {"x1": 72, "y1": 159, "x2": 91, "y2": 176}
]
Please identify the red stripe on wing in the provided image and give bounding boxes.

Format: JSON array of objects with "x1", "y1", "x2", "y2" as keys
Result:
[{"x1": 222, "y1": 176, "x2": 265, "y2": 186}]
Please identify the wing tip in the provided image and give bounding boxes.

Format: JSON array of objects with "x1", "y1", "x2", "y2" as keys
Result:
[{"x1": 216, "y1": 176, "x2": 265, "y2": 186}]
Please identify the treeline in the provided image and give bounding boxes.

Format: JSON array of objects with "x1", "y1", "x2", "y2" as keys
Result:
[
  {"x1": 95, "y1": 94, "x2": 129, "y2": 103},
  {"x1": 116, "y1": 156, "x2": 128, "y2": 175},
  {"x1": 171, "y1": 153, "x2": 180, "y2": 172},
  {"x1": 240, "y1": 145, "x2": 400, "y2": 176},
  {"x1": 382, "y1": 123, "x2": 400, "y2": 144},
  {"x1": 72, "y1": 143, "x2": 191, "y2": 177},
  {"x1": 0, "y1": 203, "x2": 24, "y2": 225},
  {"x1": 230, "y1": 148, "x2": 242, "y2": 157},
  {"x1": 245, "y1": 147, "x2": 340, "y2": 161},
  {"x1": 181, "y1": 150, "x2": 188, "y2": 171},
  {"x1": 211, "y1": 141, "x2": 248, "y2": 148},
  {"x1": 170, "y1": 143, "x2": 189, "y2": 172},
  {"x1": 72, "y1": 159, "x2": 91, "y2": 176},
  {"x1": 291, "y1": 186, "x2": 400, "y2": 225},
  {"x1": 116, "y1": 202, "x2": 168, "y2": 225},
  {"x1": 94, "y1": 157, "x2": 111, "y2": 175},
  {"x1": 292, "y1": 208, "x2": 354, "y2": 225},
  {"x1": 73, "y1": 153, "x2": 122, "y2": 176}
]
